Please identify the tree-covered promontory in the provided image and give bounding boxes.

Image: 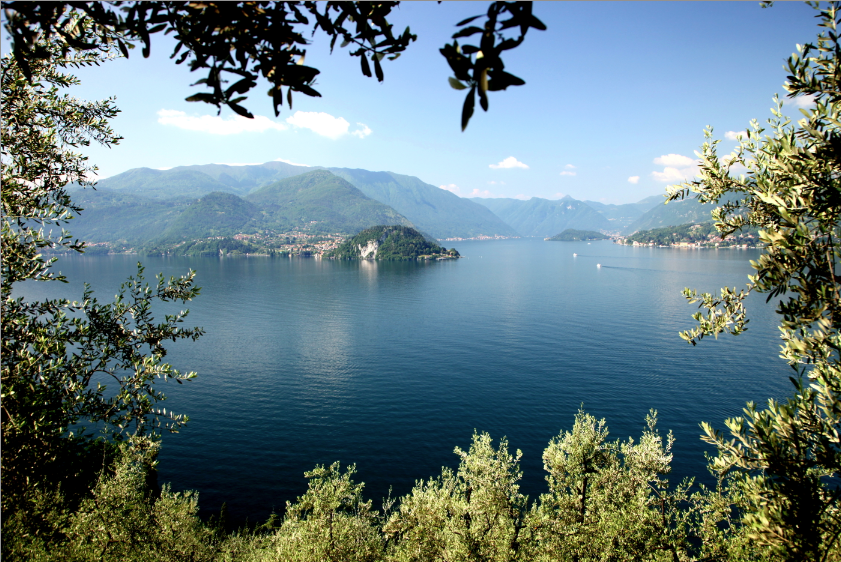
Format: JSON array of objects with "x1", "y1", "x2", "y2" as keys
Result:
[
  {"x1": 546, "y1": 228, "x2": 608, "y2": 241},
  {"x1": 327, "y1": 225, "x2": 460, "y2": 260}
]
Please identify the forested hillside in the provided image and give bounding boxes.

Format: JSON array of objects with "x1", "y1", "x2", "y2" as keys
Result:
[
  {"x1": 624, "y1": 221, "x2": 763, "y2": 247},
  {"x1": 78, "y1": 162, "x2": 519, "y2": 240},
  {"x1": 547, "y1": 228, "x2": 609, "y2": 241},
  {"x1": 328, "y1": 168, "x2": 519, "y2": 239}
]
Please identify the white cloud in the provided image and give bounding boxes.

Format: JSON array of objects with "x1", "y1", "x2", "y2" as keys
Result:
[
  {"x1": 488, "y1": 180, "x2": 505, "y2": 185},
  {"x1": 274, "y1": 158, "x2": 310, "y2": 167},
  {"x1": 157, "y1": 109, "x2": 288, "y2": 134},
  {"x1": 154, "y1": 167, "x2": 173, "y2": 171},
  {"x1": 216, "y1": 162, "x2": 262, "y2": 166},
  {"x1": 652, "y1": 167, "x2": 693, "y2": 183},
  {"x1": 489, "y1": 156, "x2": 529, "y2": 169},
  {"x1": 565, "y1": 164, "x2": 576, "y2": 169},
  {"x1": 651, "y1": 153, "x2": 699, "y2": 183},
  {"x1": 559, "y1": 171, "x2": 576, "y2": 177},
  {"x1": 724, "y1": 131, "x2": 744, "y2": 141},
  {"x1": 553, "y1": 192, "x2": 566, "y2": 199},
  {"x1": 792, "y1": 94, "x2": 816, "y2": 108},
  {"x1": 286, "y1": 111, "x2": 350, "y2": 139},
  {"x1": 627, "y1": 176, "x2": 640, "y2": 184},
  {"x1": 440, "y1": 183, "x2": 461, "y2": 195},
  {"x1": 470, "y1": 188, "x2": 495, "y2": 197},
  {"x1": 653, "y1": 153, "x2": 696, "y2": 167},
  {"x1": 514, "y1": 194, "x2": 528, "y2": 200},
  {"x1": 351, "y1": 123, "x2": 372, "y2": 139}
]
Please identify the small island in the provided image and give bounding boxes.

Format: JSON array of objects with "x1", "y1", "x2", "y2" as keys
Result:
[
  {"x1": 326, "y1": 225, "x2": 460, "y2": 260},
  {"x1": 546, "y1": 229, "x2": 609, "y2": 241}
]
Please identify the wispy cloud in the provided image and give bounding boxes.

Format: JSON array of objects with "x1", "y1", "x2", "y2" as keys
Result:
[
  {"x1": 653, "y1": 154, "x2": 695, "y2": 167},
  {"x1": 274, "y1": 158, "x2": 310, "y2": 167},
  {"x1": 490, "y1": 156, "x2": 529, "y2": 169},
  {"x1": 651, "y1": 167, "x2": 691, "y2": 183},
  {"x1": 565, "y1": 164, "x2": 576, "y2": 169},
  {"x1": 215, "y1": 162, "x2": 263, "y2": 166},
  {"x1": 488, "y1": 180, "x2": 505, "y2": 185},
  {"x1": 627, "y1": 176, "x2": 640, "y2": 184},
  {"x1": 724, "y1": 131, "x2": 744, "y2": 141},
  {"x1": 439, "y1": 183, "x2": 461, "y2": 195},
  {"x1": 514, "y1": 194, "x2": 528, "y2": 200},
  {"x1": 651, "y1": 153, "x2": 698, "y2": 183},
  {"x1": 792, "y1": 94, "x2": 816, "y2": 108},
  {"x1": 553, "y1": 192, "x2": 566, "y2": 199},
  {"x1": 286, "y1": 111, "x2": 350, "y2": 139},
  {"x1": 351, "y1": 123, "x2": 372, "y2": 139},
  {"x1": 559, "y1": 171, "x2": 576, "y2": 177},
  {"x1": 157, "y1": 109, "x2": 288, "y2": 134},
  {"x1": 470, "y1": 188, "x2": 496, "y2": 197}
]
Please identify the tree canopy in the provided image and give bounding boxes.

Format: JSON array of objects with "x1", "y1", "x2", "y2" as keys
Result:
[
  {"x1": 2, "y1": 1, "x2": 545, "y2": 130},
  {"x1": 667, "y1": 3, "x2": 841, "y2": 558}
]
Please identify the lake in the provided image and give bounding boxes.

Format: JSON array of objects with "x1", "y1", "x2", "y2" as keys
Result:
[{"x1": 19, "y1": 239, "x2": 792, "y2": 522}]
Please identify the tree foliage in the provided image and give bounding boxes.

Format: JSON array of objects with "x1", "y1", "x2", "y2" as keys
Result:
[
  {"x1": 1, "y1": 25, "x2": 203, "y2": 516},
  {"x1": 667, "y1": 3, "x2": 841, "y2": 559},
  {"x1": 2, "y1": 1, "x2": 543, "y2": 129}
]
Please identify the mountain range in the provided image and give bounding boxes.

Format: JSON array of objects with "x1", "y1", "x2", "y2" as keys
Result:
[{"x1": 68, "y1": 161, "x2": 720, "y2": 247}]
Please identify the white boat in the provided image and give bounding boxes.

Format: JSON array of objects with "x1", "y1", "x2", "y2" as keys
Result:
[
  {"x1": 573, "y1": 253, "x2": 577, "y2": 256},
  {"x1": 597, "y1": 263, "x2": 601, "y2": 268}
]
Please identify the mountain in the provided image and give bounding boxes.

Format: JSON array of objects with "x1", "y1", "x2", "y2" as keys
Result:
[
  {"x1": 327, "y1": 225, "x2": 459, "y2": 260},
  {"x1": 158, "y1": 191, "x2": 261, "y2": 242},
  {"x1": 89, "y1": 168, "x2": 233, "y2": 199},
  {"x1": 623, "y1": 196, "x2": 717, "y2": 234},
  {"x1": 68, "y1": 170, "x2": 414, "y2": 247},
  {"x1": 90, "y1": 161, "x2": 314, "y2": 199},
  {"x1": 68, "y1": 187, "x2": 191, "y2": 244},
  {"x1": 326, "y1": 168, "x2": 519, "y2": 239},
  {"x1": 244, "y1": 170, "x2": 414, "y2": 234},
  {"x1": 86, "y1": 162, "x2": 516, "y2": 239},
  {"x1": 583, "y1": 195, "x2": 664, "y2": 230},
  {"x1": 471, "y1": 196, "x2": 610, "y2": 238}
]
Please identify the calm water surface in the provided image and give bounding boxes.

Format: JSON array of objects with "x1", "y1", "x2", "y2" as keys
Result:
[{"x1": 21, "y1": 239, "x2": 792, "y2": 521}]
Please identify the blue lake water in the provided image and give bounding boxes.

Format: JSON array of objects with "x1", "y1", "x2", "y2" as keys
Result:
[{"x1": 19, "y1": 239, "x2": 793, "y2": 521}]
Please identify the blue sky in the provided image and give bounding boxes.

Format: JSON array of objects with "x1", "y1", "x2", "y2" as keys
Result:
[{"x1": 48, "y1": 2, "x2": 819, "y2": 204}]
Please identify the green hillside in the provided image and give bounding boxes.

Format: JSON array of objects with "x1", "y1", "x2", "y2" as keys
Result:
[
  {"x1": 623, "y1": 221, "x2": 763, "y2": 246},
  {"x1": 67, "y1": 188, "x2": 190, "y2": 244},
  {"x1": 328, "y1": 168, "x2": 519, "y2": 239},
  {"x1": 622, "y1": 196, "x2": 724, "y2": 234},
  {"x1": 157, "y1": 192, "x2": 260, "y2": 243},
  {"x1": 547, "y1": 229, "x2": 609, "y2": 241},
  {"x1": 84, "y1": 162, "x2": 517, "y2": 240},
  {"x1": 328, "y1": 225, "x2": 459, "y2": 260},
  {"x1": 472, "y1": 196, "x2": 610, "y2": 237},
  {"x1": 89, "y1": 168, "x2": 233, "y2": 199},
  {"x1": 245, "y1": 170, "x2": 414, "y2": 234}
]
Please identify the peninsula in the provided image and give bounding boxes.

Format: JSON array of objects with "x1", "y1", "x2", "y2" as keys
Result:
[{"x1": 327, "y1": 225, "x2": 460, "y2": 261}]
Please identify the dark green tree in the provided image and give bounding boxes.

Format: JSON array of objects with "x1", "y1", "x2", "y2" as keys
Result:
[{"x1": 1, "y1": 22, "x2": 203, "y2": 516}]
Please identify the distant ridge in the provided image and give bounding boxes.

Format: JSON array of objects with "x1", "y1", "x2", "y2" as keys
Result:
[
  {"x1": 84, "y1": 161, "x2": 516, "y2": 239},
  {"x1": 471, "y1": 196, "x2": 610, "y2": 238},
  {"x1": 327, "y1": 168, "x2": 519, "y2": 239},
  {"x1": 622, "y1": 196, "x2": 721, "y2": 235},
  {"x1": 68, "y1": 170, "x2": 414, "y2": 247}
]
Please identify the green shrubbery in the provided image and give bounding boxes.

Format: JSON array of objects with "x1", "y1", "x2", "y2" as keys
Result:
[{"x1": 3, "y1": 411, "x2": 796, "y2": 562}]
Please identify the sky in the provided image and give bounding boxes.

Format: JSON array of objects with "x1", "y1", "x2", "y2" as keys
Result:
[{"x1": 7, "y1": 1, "x2": 822, "y2": 204}]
